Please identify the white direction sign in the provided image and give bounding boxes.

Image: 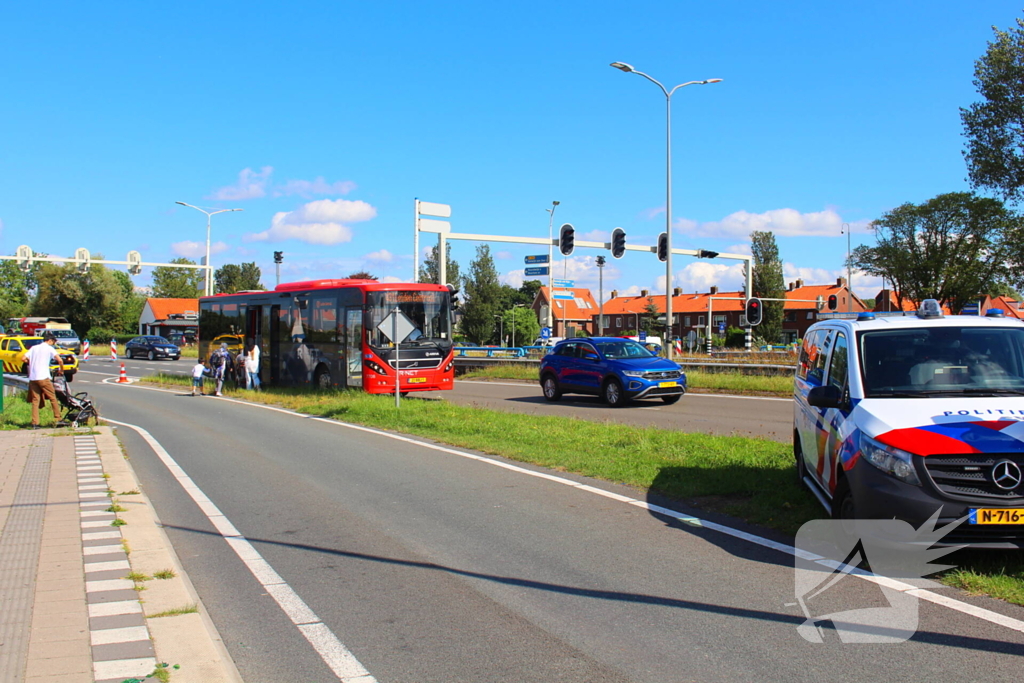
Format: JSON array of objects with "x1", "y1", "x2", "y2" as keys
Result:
[
  {"x1": 418, "y1": 201, "x2": 451, "y2": 218},
  {"x1": 376, "y1": 310, "x2": 418, "y2": 344}
]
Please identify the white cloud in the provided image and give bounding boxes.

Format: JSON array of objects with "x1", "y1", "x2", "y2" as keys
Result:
[
  {"x1": 783, "y1": 263, "x2": 883, "y2": 299},
  {"x1": 380, "y1": 275, "x2": 404, "y2": 283},
  {"x1": 246, "y1": 199, "x2": 376, "y2": 245},
  {"x1": 495, "y1": 250, "x2": 514, "y2": 260},
  {"x1": 365, "y1": 249, "x2": 394, "y2": 263},
  {"x1": 724, "y1": 243, "x2": 752, "y2": 256},
  {"x1": 171, "y1": 240, "x2": 230, "y2": 258},
  {"x1": 580, "y1": 229, "x2": 607, "y2": 242},
  {"x1": 676, "y1": 208, "x2": 870, "y2": 239},
  {"x1": 641, "y1": 207, "x2": 664, "y2": 220},
  {"x1": 613, "y1": 285, "x2": 642, "y2": 298},
  {"x1": 207, "y1": 166, "x2": 273, "y2": 201},
  {"x1": 654, "y1": 261, "x2": 747, "y2": 294},
  {"x1": 274, "y1": 177, "x2": 357, "y2": 198}
]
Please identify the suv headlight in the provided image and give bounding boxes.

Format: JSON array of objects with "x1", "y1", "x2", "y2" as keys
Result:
[
  {"x1": 622, "y1": 370, "x2": 646, "y2": 377},
  {"x1": 859, "y1": 433, "x2": 921, "y2": 486}
]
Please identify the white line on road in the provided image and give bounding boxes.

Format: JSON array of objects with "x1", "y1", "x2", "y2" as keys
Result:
[
  {"x1": 101, "y1": 382, "x2": 1024, "y2": 636},
  {"x1": 455, "y1": 379, "x2": 792, "y2": 401},
  {"x1": 103, "y1": 417, "x2": 377, "y2": 683}
]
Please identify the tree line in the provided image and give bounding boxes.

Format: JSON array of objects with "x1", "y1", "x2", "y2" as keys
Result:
[{"x1": 0, "y1": 255, "x2": 265, "y2": 340}]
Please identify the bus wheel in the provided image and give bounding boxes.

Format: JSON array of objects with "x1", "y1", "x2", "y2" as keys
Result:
[{"x1": 314, "y1": 366, "x2": 332, "y2": 390}]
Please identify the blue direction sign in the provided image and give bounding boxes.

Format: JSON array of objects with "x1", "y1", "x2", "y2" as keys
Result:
[
  {"x1": 718, "y1": 321, "x2": 726, "y2": 334},
  {"x1": 524, "y1": 266, "x2": 549, "y2": 276},
  {"x1": 552, "y1": 279, "x2": 575, "y2": 288},
  {"x1": 540, "y1": 327, "x2": 551, "y2": 338},
  {"x1": 639, "y1": 330, "x2": 647, "y2": 342},
  {"x1": 525, "y1": 254, "x2": 549, "y2": 265},
  {"x1": 552, "y1": 293, "x2": 575, "y2": 301}
]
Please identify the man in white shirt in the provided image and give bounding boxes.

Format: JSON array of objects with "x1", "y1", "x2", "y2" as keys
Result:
[{"x1": 26, "y1": 332, "x2": 67, "y2": 429}]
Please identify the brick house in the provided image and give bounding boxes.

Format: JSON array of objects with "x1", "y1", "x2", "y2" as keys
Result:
[
  {"x1": 532, "y1": 286, "x2": 600, "y2": 337},
  {"x1": 138, "y1": 298, "x2": 199, "y2": 337}
]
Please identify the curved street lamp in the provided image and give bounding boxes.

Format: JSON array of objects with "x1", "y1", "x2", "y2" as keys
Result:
[
  {"x1": 175, "y1": 201, "x2": 243, "y2": 296},
  {"x1": 610, "y1": 62, "x2": 721, "y2": 357}
]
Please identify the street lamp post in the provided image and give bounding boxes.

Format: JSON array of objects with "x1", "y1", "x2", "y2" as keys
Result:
[
  {"x1": 494, "y1": 314, "x2": 504, "y2": 346},
  {"x1": 175, "y1": 201, "x2": 243, "y2": 296},
  {"x1": 545, "y1": 201, "x2": 560, "y2": 333},
  {"x1": 610, "y1": 62, "x2": 721, "y2": 358},
  {"x1": 841, "y1": 222, "x2": 852, "y2": 313},
  {"x1": 511, "y1": 303, "x2": 526, "y2": 347}
]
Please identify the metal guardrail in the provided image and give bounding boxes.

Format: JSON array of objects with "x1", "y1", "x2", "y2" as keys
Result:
[{"x1": 2, "y1": 373, "x2": 28, "y2": 394}]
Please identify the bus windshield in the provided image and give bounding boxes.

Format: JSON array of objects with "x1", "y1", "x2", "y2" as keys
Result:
[{"x1": 366, "y1": 291, "x2": 452, "y2": 349}]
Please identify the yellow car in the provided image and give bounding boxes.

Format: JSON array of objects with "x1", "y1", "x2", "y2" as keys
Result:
[
  {"x1": 211, "y1": 334, "x2": 244, "y2": 354},
  {"x1": 0, "y1": 335, "x2": 79, "y2": 381}
]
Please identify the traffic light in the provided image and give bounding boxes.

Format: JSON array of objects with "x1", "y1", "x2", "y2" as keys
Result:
[
  {"x1": 559, "y1": 224, "x2": 575, "y2": 256},
  {"x1": 610, "y1": 227, "x2": 626, "y2": 259},
  {"x1": 127, "y1": 250, "x2": 142, "y2": 275},
  {"x1": 447, "y1": 283, "x2": 460, "y2": 310},
  {"x1": 745, "y1": 297, "x2": 763, "y2": 326},
  {"x1": 657, "y1": 232, "x2": 668, "y2": 262},
  {"x1": 697, "y1": 249, "x2": 719, "y2": 259},
  {"x1": 75, "y1": 248, "x2": 90, "y2": 273},
  {"x1": 274, "y1": 251, "x2": 284, "y2": 264},
  {"x1": 595, "y1": 255, "x2": 606, "y2": 267},
  {"x1": 827, "y1": 294, "x2": 838, "y2": 311},
  {"x1": 16, "y1": 245, "x2": 31, "y2": 272}
]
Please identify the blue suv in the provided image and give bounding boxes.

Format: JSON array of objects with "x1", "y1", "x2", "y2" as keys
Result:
[{"x1": 539, "y1": 337, "x2": 687, "y2": 406}]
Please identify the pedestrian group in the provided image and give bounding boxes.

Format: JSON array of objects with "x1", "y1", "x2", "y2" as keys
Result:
[{"x1": 192, "y1": 343, "x2": 261, "y2": 397}]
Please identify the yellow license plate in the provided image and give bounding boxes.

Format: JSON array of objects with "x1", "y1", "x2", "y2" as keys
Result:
[
  {"x1": 970, "y1": 508, "x2": 1024, "y2": 525},
  {"x1": 658, "y1": 381, "x2": 677, "y2": 388},
  {"x1": 408, "y1": 377, "x2": 427, "y2": 384}
]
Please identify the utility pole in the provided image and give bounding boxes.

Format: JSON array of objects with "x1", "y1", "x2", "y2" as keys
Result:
[
  {"x1": 274, "y1": 251, "x2": 283, "y2": 287},
  {"x1": 596, "y1": 255, "x2": 606, "y2": 334}
]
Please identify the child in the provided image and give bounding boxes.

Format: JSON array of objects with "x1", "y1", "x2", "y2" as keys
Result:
[{"x1": 191, "y1": 359, "x2": 208, "y2": 396}]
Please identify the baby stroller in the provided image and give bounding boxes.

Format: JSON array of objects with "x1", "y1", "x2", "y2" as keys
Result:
[{"x1": 52, "y1": 374, "x2": 100, "y2": 427}]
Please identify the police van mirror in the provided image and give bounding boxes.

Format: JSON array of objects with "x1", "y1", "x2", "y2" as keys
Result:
[{"x1": 807, "y1": 385, "x2": 842, "y2": 409}]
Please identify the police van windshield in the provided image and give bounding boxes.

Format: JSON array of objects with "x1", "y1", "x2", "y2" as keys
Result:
[
  {"x1": 860, "y1": 326, "x2": 1024, "y2": 397},
  {"x1": 366, "y1": 291, "x2": 452, "y2": 349}
]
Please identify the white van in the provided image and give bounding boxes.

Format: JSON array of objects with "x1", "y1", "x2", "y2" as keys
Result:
[{"x1": 794, "y1": 301, "x2": 1024, "y2": 549}]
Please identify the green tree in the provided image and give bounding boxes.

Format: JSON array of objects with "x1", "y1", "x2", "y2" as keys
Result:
[
  {"x1": 500, "y1": 306, "x2": 540, "y2": 346},
  {"x1": 851, "y1": 192, "x2": 1018, "y2": 314},
  {"x1": 111, "y1": 270, "x2": 146, "y2": 334},
  {"x1": 347, "y1": 271, "x2": 378, "y2": 280},
  {"x1": 751, "y1": 230, "x2": 786, "y2": 344},
  {"x1": 461, "y1": 245, "x2": 502, "y2": 344},
  {"x1": 0, "y1": 260, "x2": 32, "y2": 323},
  {"x1": 215, "y1": 262, "x2": 265, "y2": 294},
  {"x1": 519, "y1": 279, "x2": 542, "y2": 304},
  {"x1": 419, "y1": 242, "x2": 461, "y2": 287},
  {"x1": 641, "y1": 298, "x2": 660, "y2": 335},
  {"x1": 151, "y1": 258, "x2": 203, "y2": 298},
  {"x1": 962, "y1": 16, "x2": 1024, "y2": 203},
  {"x1": 33, "y1": 259, "x2": 124, "y2": 335}
]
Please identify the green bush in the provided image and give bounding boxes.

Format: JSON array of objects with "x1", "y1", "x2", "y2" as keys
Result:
[
  {"x1": 725, "y1": 326, "x2": 747, "y2": 348},
  {"x1": 84, "y1": 328, "x2": 136, "y2": 345}
]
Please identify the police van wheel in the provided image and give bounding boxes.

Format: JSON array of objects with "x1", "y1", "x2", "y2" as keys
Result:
[
  {"x1": 794, "y1": 435, "x2": 808, "y2": 488},
  {"x1": 832, "y1": 477, "x2": 855, "y2": 520}
]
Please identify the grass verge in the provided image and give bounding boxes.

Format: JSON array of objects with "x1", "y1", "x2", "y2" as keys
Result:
[
  {"x1": 139, "y1": 372, "x2": 1024, "y2": 607},
  {"x1": 459, "y1": 364, "x2": 792, "y2": 396}
]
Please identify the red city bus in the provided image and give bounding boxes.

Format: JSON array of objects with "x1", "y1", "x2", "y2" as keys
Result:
[{"x1": 199, "y1": 279, "x2": 456, "y2": 393}]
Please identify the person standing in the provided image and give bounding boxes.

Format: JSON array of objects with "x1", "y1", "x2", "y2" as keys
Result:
[
  {"x1": 26, "y1": 332, "x2": 67, "y2": 429},
  {"x1": 245, "y1": 343, "x2": 261, "y2": 391},
  {"x1": 191, "y1": 359, "x2": 208, "y2": 396},
  {"x1": 209, "y1": 342, "x2": 232, "y2": 397}
]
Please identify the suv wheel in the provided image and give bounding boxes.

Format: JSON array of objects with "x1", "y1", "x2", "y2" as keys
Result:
[
  {"x1": 542, "y1": 375, "x2": 561, "y2": 401},
  {"x1": 603, "y1": 378, "x2": 627, "y2": 407}
]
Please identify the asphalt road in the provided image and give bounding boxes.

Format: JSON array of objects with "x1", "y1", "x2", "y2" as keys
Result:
[
  {"x1": 68, "y1": 363, "x2": 1024, "y2": 683},
  {"x1": 77, "y1": 357, "x2": 793, "y2": 442}
]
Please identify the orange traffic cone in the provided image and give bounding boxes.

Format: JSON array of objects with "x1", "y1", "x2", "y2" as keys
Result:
[{"x1": 117, "y1": 363, "x2": 129, "y2": 383}]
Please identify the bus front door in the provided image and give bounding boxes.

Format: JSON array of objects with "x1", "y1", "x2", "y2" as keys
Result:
[
  {"x1": 268, "y1": 305, "x2": 281, "y2": 385},
  {"x1": 345, "y1": 307, "x2": 363, "y2": 388}
]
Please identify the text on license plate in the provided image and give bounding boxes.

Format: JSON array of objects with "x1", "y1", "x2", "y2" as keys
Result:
[
  {"x1": 408, "y1": 377, "x2": 427, "y2": 383},
  {"x1": 969, "y1": 508, "x2": 1024, "y2": 525},
  {"x1": 658, "y1": 381, "x2": 677, "y2": 388}
]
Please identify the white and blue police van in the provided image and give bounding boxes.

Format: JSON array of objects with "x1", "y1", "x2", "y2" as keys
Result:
[{"x1": 794, "y1": 300, "x2": 1024, "y2": 548}]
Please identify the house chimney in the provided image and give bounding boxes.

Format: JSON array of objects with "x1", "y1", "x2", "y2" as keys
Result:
[
  {"x1": 837, "y1": 277, "x2": 846, "y2": 288},
  {"x1": 710, "y1": 286, "x2": 719, "y2": 295},
  {"x1": 611, "y1": 290, "x2": 617, "y2": 299},
  {"x1": 641, "y1": 289, "x2": 649, "y2": 297},
  {"x1": 788, "y1": 282, "x2": 794, "y2": 291},
  {"x1": 673, "y1": 287, "x2": 682, "y2": 297},
  {"x1": 795, "y1": 279, "x2": 804, "y2": 289}
]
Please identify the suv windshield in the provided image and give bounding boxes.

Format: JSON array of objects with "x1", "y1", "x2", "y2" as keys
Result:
[
  {"x1": 860, "y1": 326, "x2": 1024, "y2": 397},
  {"x1": 595, "y1": 340, "x2": 655, "y2": 359}
]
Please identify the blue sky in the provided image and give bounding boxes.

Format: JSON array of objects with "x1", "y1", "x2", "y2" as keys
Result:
[{"x1": 1, "y1": 1, "x2": 1019, "y2": 301}]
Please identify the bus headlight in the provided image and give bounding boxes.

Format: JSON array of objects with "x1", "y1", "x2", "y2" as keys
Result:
[
  {"x1": 859, "y1": 433, "x2": 921, "y2": 486},
  {"x1": 366, "y1": 360, "x2": 388, "y2": 375}
]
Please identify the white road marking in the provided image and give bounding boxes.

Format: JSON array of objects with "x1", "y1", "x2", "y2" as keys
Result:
[
  {"x1": 103, "y1": 382, "x2": 1024, "y2": 636},
  {"x1": 104, "y1": 417, "x2": 377, "y2": 683},
  {"x1": 455, "y1": 379, "x2": 793, "y2": 401}
]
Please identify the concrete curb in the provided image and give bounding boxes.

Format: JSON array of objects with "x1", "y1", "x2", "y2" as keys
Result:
[{"x1": 93, "y1": 426, "x2": 243, "y2": 683}]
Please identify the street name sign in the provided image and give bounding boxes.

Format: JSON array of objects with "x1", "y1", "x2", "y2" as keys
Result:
[
  {"x1": 525, "y1": 267, "x2": 549, "y2": 276},
  {"x1": 552, "y1": 279, "x2": 575, "y2": 288},
  {"x1": 525, "y1": 255, "x2": 549, "y2": 264}
]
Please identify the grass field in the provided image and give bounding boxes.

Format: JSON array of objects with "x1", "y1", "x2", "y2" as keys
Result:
[{"x1": 460, "y1": 364, "x2": 792, "y2": 396}]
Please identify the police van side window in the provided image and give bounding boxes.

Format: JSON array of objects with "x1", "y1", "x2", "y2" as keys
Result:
[
  {"x1": 806, "y1": 330, "x2": 833, "y2": 386},
  {"x1": 827, "y1": 332, "x2": 849, "y2": 392},
  {"x1": 798, "y1": 330, "x2": 821, "y2": 380}
]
